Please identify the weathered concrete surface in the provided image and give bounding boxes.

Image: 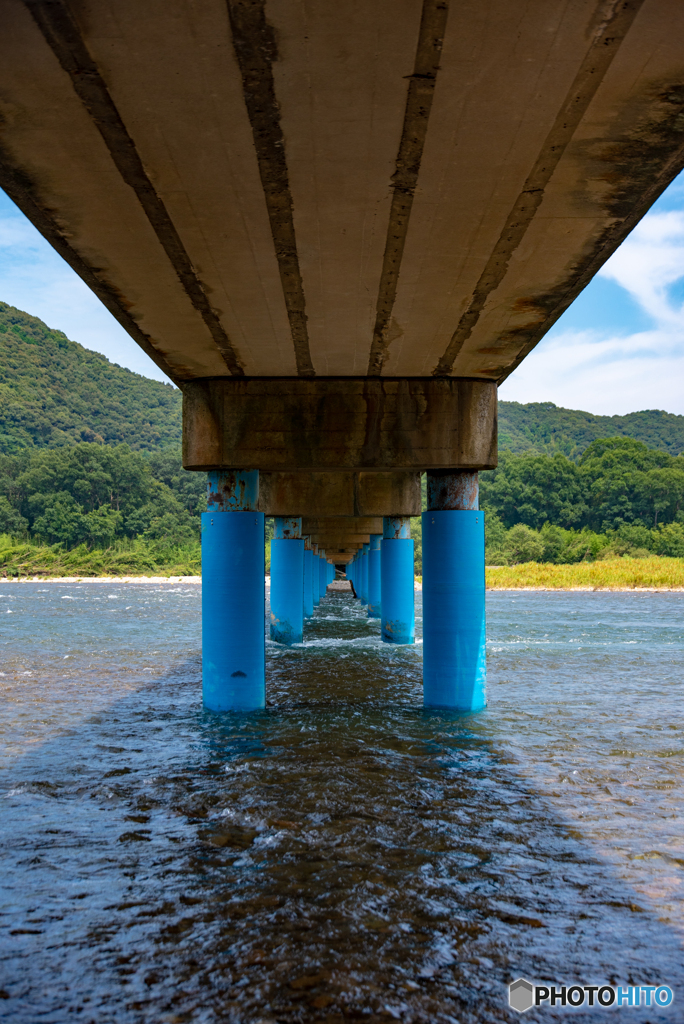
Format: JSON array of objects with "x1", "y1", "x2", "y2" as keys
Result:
[
  {"x1": 303, "y1": 517, "x2": 380, "y2": 551},
  {"x1": 1, "y1": 1, "x2": 684, "y2": 386},
  {"x1": 259, "y1": 471, "x2": 421, "y2": 516},
  {"x1": 183, "y1": 379, "x2": 496, "y2": 471},
  {"x1": 427, "y1": 471, "x2": 479, "y2": 511},
  {"x1": 309, "y1": 535, "x2": 369, "y2": 549},
  {"x1": 302, "y1": 518, "x2": 383, "y2": 535}
]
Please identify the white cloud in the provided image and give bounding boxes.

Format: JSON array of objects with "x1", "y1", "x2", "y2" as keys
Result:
[
  {"x1": 600, "y1": 211, "x2": 684, "y2": 327},
  {"x1": 499, "y1": 327, "x2": 684, "y2": 415},
  {"x1": 501, "y1": 209, "x2": 684, "y2": 414}
]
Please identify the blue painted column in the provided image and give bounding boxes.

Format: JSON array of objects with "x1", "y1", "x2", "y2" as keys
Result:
[
  {"x1": 360, "y1": 542, "x2": 369, "y2": 604},
  {"x1": 318, "y1": 550, "x2": 327, "y2": 600},
  {"x1": 312, "y1": 544, "x2": 320, "y2": 607},
  {"x1": 270, "y1": 517, "x2": 304, "y2": 644},
  {"x1": 303, "y1": 540, "x2": 314, "y2": 618},
  {"x1": 422, "y1": 471, "x2": 486, "y2": 711},
  {"x1": 202, "y1": 470, "x2": 264, "y2": 711},
  {"x1": 368, "y1": 534, "x2": 382, "y2": 618},
  {"x1": 381, "y1": 517, "x2": 414, "y2": 644}
]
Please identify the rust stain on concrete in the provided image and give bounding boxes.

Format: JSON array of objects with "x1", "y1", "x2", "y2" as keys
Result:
[
  {"x1": 226, "y1": 0, "x2": 314, "y2": 378},
  {"x1": 492, "y1": 77, "x2": 684, "y2": 383},
  {"x1": 433, "y1": 0, "x2": 646, "y2": 378},
  {"x1": 24, "y1": 0, "x2": 245, "y2": 377},
  {"x1": 367, "y1": 0, "x2": 449, "y2": 376}
]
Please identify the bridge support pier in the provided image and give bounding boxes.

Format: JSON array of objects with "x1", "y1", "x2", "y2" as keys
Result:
[
  {"x1": 381, "y1": 517, "x2": 414, "y2": 645},
  {"x1": 368, "y1": 534, "x2": 382, "y2": 618},
  {"x1": 360, "y1": 542, "x2": 369, "y2": 605},
  {"x1": 185, "y1": 378, "x2": 495, "y2": 707},
  {"x1": 422, "y1": 471, "x2": 486, "y2": 711},
  {"x1": 201, "y1": 470, "x2": 264, "y2": 711},
  {"x1": 312, "y1": 545, "x2": 321, "y2": 607},
  {"x1": 270, "y1": 517, "x2": 304, "y2": 645},
  {"x1": 318, "y1": 550, "x2": 328, "y2": 602},
  {"x1": 303, "y1": 541, "x2": 314, "y2": 618}
]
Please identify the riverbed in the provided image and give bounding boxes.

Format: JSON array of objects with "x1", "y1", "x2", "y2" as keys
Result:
[{"x1": 1, "y1": 584, "x2": 683, "y2": 1022}]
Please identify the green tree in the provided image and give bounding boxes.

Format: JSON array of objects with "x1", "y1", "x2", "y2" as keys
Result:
[
  {"x1": 580, "y1": 438, "x2": 684, "y2": 530},
  {"x1": 0, "y1": 495, "x2": 27, "y2": 535},
  {"x1": 31, "y1": 492, "x2": 87, "y2": 546},
  {"x1": 480, "y1": 450, "x2": 587, "y2": 529},
  {"x1": 654, "y1": 523, "x2": 684, "y2": 557},
  {"x1": 504, "y1": 523, "x2": 545, "y2": 564}
]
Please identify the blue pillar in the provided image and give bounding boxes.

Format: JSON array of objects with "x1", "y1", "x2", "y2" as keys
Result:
[
  {"x1": 422, "y1": 471, "x2": 486, "y2": 711},
  {"x1": 360, "y1": 542, "x2": 369, "y2": 604},
  {"x1": 318, "y1": 551, "x2": 327, "y2": 600},
  {"x1": 368, "y1": 534, "x2": 382, "y2": 618},
  {"x1": 303, "y1": 542, "x2": 314, "y2": 618},
  {"x1": 381, "y1": 517, "x2": 414, "y2": 644},
  {"x1": 270, "y1": 517, "x2": 304, "y2": 644},
  {"x1": 202, "y1": 470, "x2": 264, "y2": 711},
  {"x1": 312, "y1": 545, "x2": 320, "y2": 606}
]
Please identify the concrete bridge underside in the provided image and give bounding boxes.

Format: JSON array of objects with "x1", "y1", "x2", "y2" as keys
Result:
[
  {"x1": 3, "y1": 0, "x2": 684, "y2": 708},
  {"x1": 1, "y1": 0, "x2": 684, "y2": 397}
]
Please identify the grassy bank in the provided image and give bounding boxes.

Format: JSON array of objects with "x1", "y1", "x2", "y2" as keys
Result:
[
  {"x1": 484, "y1": 557, "x2": 684, "y2": 589},
  {"x1": 3, "y1": 534, "x2": 683, "y2": 589},
  {"x1": 0, "y1": 535, "x2": 200, "y2": 578}
]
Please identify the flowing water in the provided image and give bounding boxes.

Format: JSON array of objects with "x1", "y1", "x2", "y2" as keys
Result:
[{"x1": 1, "y1": 582, "x2": 683, "y2": 1023}]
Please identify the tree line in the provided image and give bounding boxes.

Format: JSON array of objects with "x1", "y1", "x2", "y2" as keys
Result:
[
  {"x1": 0, "y1": 444, "x2": 205, "y2": 551},
  {"x1": 479, "y1": 437, "x2": 684, "y2": 564},
  {"x1": 1, "y1": 436, "x2": 683, "y2": 566}
]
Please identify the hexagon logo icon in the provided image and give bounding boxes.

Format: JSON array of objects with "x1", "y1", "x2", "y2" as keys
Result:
[{"x1": 509, "y1": 978, "x2": 535, "y2": 1013}]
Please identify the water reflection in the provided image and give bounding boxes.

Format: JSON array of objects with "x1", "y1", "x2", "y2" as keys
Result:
[{"x1": 1, "y1": 584, "x2": 683, "y2": 1022}]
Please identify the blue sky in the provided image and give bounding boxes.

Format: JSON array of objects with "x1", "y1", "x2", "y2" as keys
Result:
[
  {"x1": 2, "y1": 173, "x2": 684, "y2": 414},
  {"x1": 498, "y1": 171, "x2": 684, "y2": 415}
]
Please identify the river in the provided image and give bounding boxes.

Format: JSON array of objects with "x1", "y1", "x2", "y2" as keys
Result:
[{"x1": 1, "y1": 582, "x2": 683, "y2": 1022}]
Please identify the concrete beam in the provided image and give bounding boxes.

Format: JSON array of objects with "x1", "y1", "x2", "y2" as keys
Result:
[
  {"x1": 309, "y1": 535, "x2": 369, "y2": 548},
  {"x1": 258, "y1": 470, "x2": 421, "y2": 516},
  {"x1": 183, "y1": 378, "x2": 496, "y2": 471},
  {"x1": 302, "y1": 517, "x2": 383, "y2": 534},
  {"x1": 3, "y1": 2, "x2": 684, "y2": 388},
  {"x1": 327, "y1": 552, "x2": 354, "y2": 564}
]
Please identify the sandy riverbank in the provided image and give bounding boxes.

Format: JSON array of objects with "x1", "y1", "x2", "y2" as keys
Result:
[{"x1": 4, "y1": 571, "x2": 684, "y2": 592}]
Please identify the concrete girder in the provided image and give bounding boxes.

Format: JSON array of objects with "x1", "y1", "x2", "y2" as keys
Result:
[
  {"x1": 302, "y1": 518, "x2": 383, "y2": 534},
  {"x1": 183, "y1": 379, "x2": 496, "y2": 471},
  {"x1": 308, "y1": 536, "x2": 369, "y2": 549},
  {"x1": 1, "y1": 1, "x2": 684, "y2": 388},
  {"x1": 259, "y1": 470, "x2": 420, "y2": 517}
]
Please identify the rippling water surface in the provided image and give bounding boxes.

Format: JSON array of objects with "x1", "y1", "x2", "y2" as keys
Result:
[{"x1": 1, "y1": 582, "x2": 683, "y2": 1023}]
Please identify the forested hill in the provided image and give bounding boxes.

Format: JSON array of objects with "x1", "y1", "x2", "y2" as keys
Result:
[
  {"x1": 0, "y1": 301, "x2": 181, "y2": 453},
  {"x1": 499, "y1": 401, "x2": 684, "y2": 457},
  {"x1": 2, "y1": 299, "x2": 684, "y2": 458}
]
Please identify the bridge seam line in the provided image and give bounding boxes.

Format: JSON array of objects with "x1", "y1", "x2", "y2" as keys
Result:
[
  {"x1": 23, "y1": 0, "x2": 246, "y2": 378},
  {"x1": 225, "y1": 0, "x2": 315, "y2": 379},
  {"x1": 432, "y1": 0, "x2": 647, "y2": 378},
  {"x1": 0, "y1": 151, "x2": 181, "y2": 385},
  {"x1": 366, "y1": 0, "x2": 449, "y2": 378}
]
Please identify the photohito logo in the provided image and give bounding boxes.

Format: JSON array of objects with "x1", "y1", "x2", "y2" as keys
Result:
[{"x1": 509, "y1": 979, "x2": 674, "y2": 1012}]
